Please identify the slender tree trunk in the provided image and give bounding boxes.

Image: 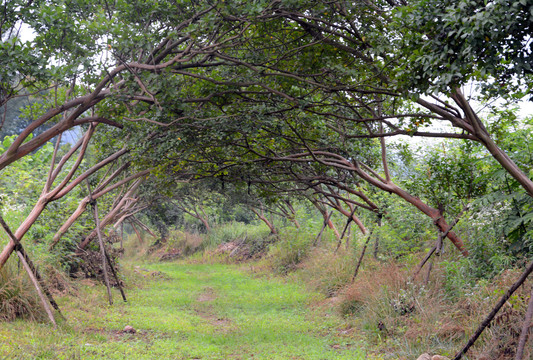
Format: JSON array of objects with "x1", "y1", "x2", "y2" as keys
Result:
[
  {"x1": 334, "y1": 204, "x2": 367, "y2": 235},
  {"x1": 0, "y1": 138, "x2": 127, "y2": 269},
  {"x1": 250, "y1": 208, "x2": 277, "y2": 234},
  {"x1": 284, "y1": 201, "x2": 301, "y2": 228},
  {"x1": 131, "y1": 216, "x2": 157, "y2": 238},
  {"x1": 195, "y1": 211, "x2": 211, "y2": 232},
  {"x1": 448, "y1": 89, "x2": 533, "y2": 197},
  {"x1": 51, "y1": 169, "x2": 149, "y2": 249},
  {"x1": 79, "y1": 178, "x2": 144, "y2": 249},
  {"x1": 197, "y1": 205, "x2": 211, "y2": 232},
  {"x1": 354, "y1": 166, "x2": 468, "y2": 256},
  {"x1": 327, "y1": 217, "x2": 341, "y2": 240},
  {"x1": 130, "y1": 221, "x2": 143, "y2": 245},
  {"x1": 0, "y1": 198, "x2": 48, "y2": 269}
]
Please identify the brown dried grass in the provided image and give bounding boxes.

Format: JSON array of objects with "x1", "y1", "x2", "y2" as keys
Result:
[
  {"x1": 336, "y1": 259, "x2": 533, "y2": 360},
  {"x1": 293, "y1": 246, "x2": 359, "y2": 297},
  {"x1": 0, "y1": 260, "x2": 45, "y2": 322}
]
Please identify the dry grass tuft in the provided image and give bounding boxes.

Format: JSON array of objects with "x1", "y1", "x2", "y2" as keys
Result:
[
  {"x1": 293, "y1": 246, "x2": 357, "y2": 297},
  {"x1": 332, "y1": 257, "x2": 533, "y2": 360},
  {"x1": 0, "y1": 260, "x2": 45, "y2": 322}
]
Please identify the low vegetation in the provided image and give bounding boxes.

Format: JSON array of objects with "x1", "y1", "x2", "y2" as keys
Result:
[{"x1": 0, "y1": 260, "x2": 373, "y2": 359}]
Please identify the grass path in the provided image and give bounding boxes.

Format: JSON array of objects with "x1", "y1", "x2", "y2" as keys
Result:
[{"x1": 0, "y1": 262, "x2": 372, "y2": 359}]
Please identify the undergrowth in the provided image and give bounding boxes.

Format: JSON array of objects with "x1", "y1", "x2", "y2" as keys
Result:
[
  {"x1": 142, "y1": 219, "x2": 533, "y2": 360},
  {"x1": 0, "y1": 260, "x2": 45, "y2": 322},
  {"x1": 1, "y1": 217, "x2": 532, "y2": 360}
]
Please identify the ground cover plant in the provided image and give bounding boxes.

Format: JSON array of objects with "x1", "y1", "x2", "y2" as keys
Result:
[{"x1": 0, "y1": 261, "x2": 372, "y2": 360}]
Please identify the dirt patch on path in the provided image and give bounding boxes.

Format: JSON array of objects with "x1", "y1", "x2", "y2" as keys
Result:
[
  {"x1": 197, "y1": 287, "x2": 217, "y2": 302},
  {"x1": 194, "y1": 287, "x2": 236, "y2": 333}
]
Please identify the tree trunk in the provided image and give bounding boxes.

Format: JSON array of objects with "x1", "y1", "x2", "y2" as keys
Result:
[
  {"x1": 0, "y1": 198, "x2": 48, "y2": 269},
  {"x1": 87, "y1": 181, "x2": 113, "y2": 306},
  {"x1": 79, "y1": 178, "x2": 144, "y2": 249},
  {"x1": 354, "y1": 166, "x2": 468, "y2": 256},
  {"x1": 250, "y1": 208, "x2": 277, "y2": 234},
  {"x1": 130, "y1": 221, "x2": 143, "y2": 245},
  {"x1": 0, "y1": 215, "x2": 58, "y2": 327}
]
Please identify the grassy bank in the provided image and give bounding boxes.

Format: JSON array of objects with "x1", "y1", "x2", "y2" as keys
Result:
[{"x1": 0, "y1": 261, "x2": 372, "y2": 359}]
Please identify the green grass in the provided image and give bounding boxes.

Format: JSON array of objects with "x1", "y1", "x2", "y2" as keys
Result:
[{"x1": 0, "y1": 262, "x2": 374, "y2": 359}]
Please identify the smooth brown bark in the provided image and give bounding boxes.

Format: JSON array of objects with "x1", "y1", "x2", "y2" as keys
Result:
[
  {"x1": 0, "y1": 128, "x2": 131, "y2": 269},
  {"x1": 250, "y1": 207, "x2": 278, "y2": 234},
  {"x1": 51, "y1": 169, "x2": 150, "y2": 248},
  {"x1": 78, "y1": 178, "x2": 144, "y2": 249},
  {"x1": 353, "y1": 165, "x2": 468, "y2": 256},
  {"x1": 309, "y1": 199, "x2": 341, "y2": 240},
  {"x1": 130, "y1": 221, "x2": 144, "y2": 245},
  {"x1": 130, "y1": 216, "x2": 157, "y2": 238}
]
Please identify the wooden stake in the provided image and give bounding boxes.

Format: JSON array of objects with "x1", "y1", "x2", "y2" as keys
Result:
[
  {"x1": 0, "y1": 216, "x2": 58, "y2": 327},
  {"x1": 102, "y1": 247, "x2": 127, "y2": 302},
  {"x1": 17, "y1": 251, "x2": 57, "y2": 327},
  {"x1": 345, "y1": 223, "x2": 351, "y2": 250},
  {"x1": 352, "y1": 228, "x2": 375, "y2": 283},
  {"x1": 453, "y1": 259, "x2": 533, "y2": 360},
  {"x1": 314, "y1": 211, "x2": 332, "y2": 246},
  {"x1": 86, "y1": 180, "x2": 113, "y2": 306},
  {"x1": 336, "y1": 207, "x2": 358, "y2": 252},
  {"x1": 515, "y1": 283, "x2": 533, "y2": 360}
]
